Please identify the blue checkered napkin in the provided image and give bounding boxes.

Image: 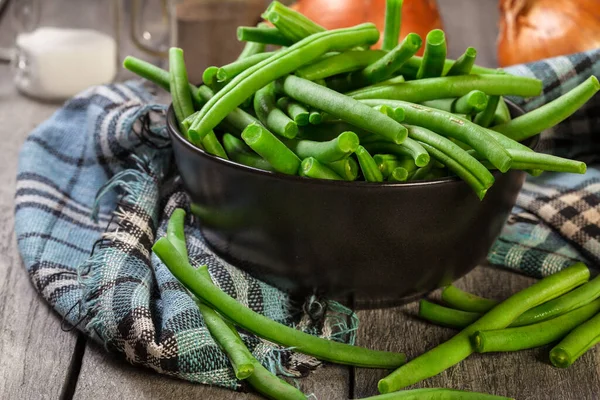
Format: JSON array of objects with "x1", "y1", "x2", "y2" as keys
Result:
[
  {"x1": 14, "y1": 82, "x2": 356, "y2": 389},
  {"x1": 488, "y1": 49, "x2": 600, "y2": 277}
]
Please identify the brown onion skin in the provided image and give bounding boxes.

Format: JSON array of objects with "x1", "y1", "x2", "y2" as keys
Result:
[
  {"x1": 498, "y1": 0, "x2": 600, "y2": 67},
  {"x1": 290, "y1": 0, "x2": 443, "y2": 54}
]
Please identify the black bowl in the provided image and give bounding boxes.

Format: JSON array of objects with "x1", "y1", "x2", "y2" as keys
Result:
[{"x1": 168, "y1": 101, "x2": 535, "y2": 307}]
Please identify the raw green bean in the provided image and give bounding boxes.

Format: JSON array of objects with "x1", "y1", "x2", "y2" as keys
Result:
[
  {"x1": 262, "y1": 1, "x2": 325, "y2": 43},
  {"x1": 507, "y1": 149, "x2": 586, "y2": 174},
  {"x1": 169, "y1": 48, "x2": 195, "y2": 131},
  {"x1": 363, "y1": 141, "x2": 427, "y2": 166},
  {"x1": 425, "y1": 168, "x2": 448, "y2": 179},
  {"x1": 419, "y1": 300, "x2": 480, "y2": 329},
  {"x1": 442, "y1": 285, "x2": 498, "y2": 313},
  {"x1": 166, "y1": 208, "x2": 187, "y2": 259},
  {"x1": 416, "y1": 30, "x2": 446, "y2": 79},
  {"x1": 254, "y1": 83, "x2": 298, "y2": 139},
  {"x1": 397, "y1": 55, "x2": 500, "y2": 80},
  {"x1": 277, "y1": 97, "x2": 310, "y2": 126},
  {"x1": 241, "y1": 123, "x2": 301, "y2": 175},
  {"x1": 201, "y1": 131, "x2": 228, "y2": 159},
  {"x1": 280, "y1": 75, "x2": 407, "y2": 144},
  {"x1": 445, "y1": 47, "x2": 477, "y2": 76},
  {"x1": 236, "y1": 26, "x2": 294, "y2": 47},
  {"x1": 473, "y1": 299, "x2": 600, "y2": 353},
  {"x1": 181, "y1": 111, "x2": 200, "y2": 133},
  {"x1": 410, "y1": 158, "x2": 435, "y2": 181},
  {"x1": 474, "y1": 95, "x2": 500, "y2": 127},
  {"x1": 420, "y1": 98, "x2": 454, "y2": 113},
  {"x1": 492, "y1": 76, "x2": 600, "y2": 141},
  {"x1": 309, "y1": 109, "x2": 322, "y2": 124},
  {"x1": 328, "y1": 158, "x2": 359, "y2": 181},
  {"x1": 238, "y1": 40, "x2": 266, "y2": 60},
  {"x1": 217, "y1": 52, "x2": 274, "y2": 83},
  {"x1": 300, "y1": 157, "x2": 343, "y2": 180},
  {"x1": 388, "y1": 167, "x2": 409, "y2": 182},
  {"x1": 482, "y1": 128, "x2": 543, "y2": 175},
  {"x1": 362, "y1": 387, "x2": 512, "y2": 400},
  {"x1": 286, "y1": 131, "x2": 359, "y2": 163},
  {"x1": 550, "y1": 311, "x2": 600, "y2": 368},
  {"x1": 361, "y1": 99, "x2": 512, "y2": 172},
  {"x1": 361, "y1": 33, "x2": 422, "y2": 85},
  {"x1": 382, "y1": 0, "x2": 403, "y2": 51},
  {"x1": 405, "y1": 124, "x2": 494, "y2": 189},
  {"x1": 492, "y1": 97, "x2": 511, "y2": 126},
  {"x1": 152, "y1": 237, "x2": 407, "y2": 368},
  {"x1": 356, "y1": 146, "x2": 383, "y2": 182},
  {"x1": 295, "y1": 50, "x2": 386, "y2": 81},
  {"x1": 202, "y1": 66, "x2": 220, "y2": 91},
  {"x1": 378, "y1": 263, "x2": 590, "y2": 393},
  {"x1": 349, "y1": 75, "x2": 543, "y2": 102},
  {"x1": 222, "y1": 133, "x2": 274, "y2": 172},
  {"x1": 454, "y1": 90, "x2": 488, "y2": 114},
  {"x1": 374, "y1": 154, "x2": 400, "y2": 177},
  {"x1": 246, "y1": 357, "x2": 307, "y2": 399},
  {"x1": 189, "y1": 23, "x2": 381, "y2": 143}
]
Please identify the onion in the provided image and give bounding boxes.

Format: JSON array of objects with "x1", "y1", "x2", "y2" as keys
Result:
[
  {"x1": 290, "y1": 0, "x2": 443, "y2": 54},
  {"x1": 498, "y1": 0, "x2": 600, "y2": 67}
]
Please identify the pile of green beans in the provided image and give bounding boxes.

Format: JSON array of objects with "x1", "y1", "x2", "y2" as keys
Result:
[{"x1": 123, "y1": 0, "x2": 594, "y2": 198}]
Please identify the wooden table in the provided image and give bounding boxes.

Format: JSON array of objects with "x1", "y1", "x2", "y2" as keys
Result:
[{"x1": 1, "y1": 1, "x2": 599, "y2": 398}]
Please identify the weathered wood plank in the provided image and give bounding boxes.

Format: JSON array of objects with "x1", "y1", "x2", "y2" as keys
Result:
[
  {"x1": 352, "y1": 266, "x2": 600, "y2": 399},
  {"x1": 73, "y1": 342, "x2": 349, "y2": 400},
  {"x1": 0, "y1": 64, "x2": 80, "y2": 400}
]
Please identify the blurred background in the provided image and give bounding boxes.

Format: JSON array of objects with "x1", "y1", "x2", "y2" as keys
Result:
[{"x1": 0, "y1": 0, "x2": 597, "y2": 100}]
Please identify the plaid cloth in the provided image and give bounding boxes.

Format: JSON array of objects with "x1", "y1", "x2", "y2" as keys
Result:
[
  {"x1": 488, "y1": 49, "x2": 600, "y2": 277},
  {"x1": 14, "y1": 82, "x2": 356, "y2": 389}
]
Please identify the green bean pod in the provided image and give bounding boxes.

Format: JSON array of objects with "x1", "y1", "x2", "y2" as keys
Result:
[
  {"x1": 416, "y1": 29, "x2": 447, "y2": 79},
  {"x1": 202, "y1": 66, "x2": 221, "y2": 91},
  {"x1": 474, "y1": 95, "x2": 500, "y2": 127},
  {"x1": 382, "y1": 0, "x2": 403, "y2": 51},
  {"x1": 246, "y1": 358, "x2": 307, "y2": 399},
  {"x1": 442, "y1": 285, "x2": 498, "y2": 313},
  {"x1": 201, "y1": 131, "x2": 228, "y2": 159},
  {"x1": 360, "y1": 33, "x2": 422, "y2": 85},
  {"x1": 237, "y1": 39, "x2": 266, "y2": 60},
  {"x1": 295, "y1": 50, "x2": 386, "y2": 81},
  {"x1": 492, "y1": 97, "x2": 511, "y2": 126},
  {"x1": 286, "y1": 131, "x2": 359, "y2": 163},
  {"x1": 507, "y1": 150, "x2": 586, "y2": 174},
  {"x1": 262, "y1": 1, "x2": 325, "y2": 43},
  {"x1": 222, "y1": 133, "x2": 274, "y2": 172},
  {"x1": 454, "y1": 90, "x2": 488, "y2": 115},
  {"x1": 349, "y1": 75, "x2": 543, "y2": 103},
  {"x1": 254, "y1": 83, "x2": 298, "y2": 139},
  {"x1": 169, "y1": 48, "x2": 195, "y2": 131},
  {"x1": 281, "y1": 75, "x2": 408, "y2": 144},
  {"x1": 356, "y1": 146, "x2": 384, "y2": 182},
  {"x1": 241, "y1": 123, "x2": 301, "y2": 175},
  {"x1": 152, "y1": 238, "x2": 407, "y2": 368},
  {"x1": 166, "y1": 208, "x2": 188, "y2": 259},
  {"x1": 374, "y1": 154, "x2": 400, "y2": 177},
  {"x1": 327, "y1": 158, "x2": 359, "y2": 181},
  {"x1": 363, "y1": 141, "x2": 427, "y2": 167},
  {"x1": 473, "y1": 299, "x2": 600, "y2": 353},
  {"x1": 492, "y1": 76, "x2": 600, "y2": 141},
  {"x1": 217, "y1": 52, "x2": 274, "y2": 84},
  {"x1": 277, "y1": 97, "x2": 310, "y2": 126},
  {"x1": 300, "y1": 157, "x2": 343, "y2": 180},
  {"x1": 236, "y1": 26, "x2": 294, "y2": 46},
  {"x1": 445, "y1": 47, "x2": 477, "y2": 76},
  {"x1": 388, "y1": 167, "x2": 409, "y2": 182},
  {"x1": 550, "y1": 311, "x2": 600, "y2": 368},
  {"x1": 189, "y1": 23, "x2": 380, "y2": 143},
  {"x1": 378, "y1": 263, "x2": 590, "y2": 393},
  {"x1": 419, "y1": 300, "x2": 480, "y2": 329},
  {"x1": 397, "y1": 55, "x2": 500, "y2": 80},
  {"x1": 309, "y1": 109, "x2": 323, "y2": 125},
  {"x1": 362, "y1": 387, "x2": 512, "y2": 400},
  {"x1": 410, "y1": 158, "x2": 435, "y2": 181}
]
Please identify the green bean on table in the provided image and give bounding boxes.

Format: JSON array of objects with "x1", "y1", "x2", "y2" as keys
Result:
[
  {"x1": 419, "y1": 300, "x2": 482, "y2": 329},
  {"x1": 362, "y1": 387, "x2": 513, "y2": 400},
  {"x1": 188, "y1": 23, "x2": 381, "y2": 143},
  {"x1": 445, "y1": 47, "x2": 477, "y2": 76},
  {"x1": 152, "y1": 237, "x2": 407, "y2": 368},
  {"x1": 473, "y1": 298, "x2": 600, "y2": 353},
  {"x1": 442, "y1": 285, "x2": 498, "y2": 313},
  {"x1": 169, "y1": 48, "x2": 195, "y2": 133},
  {"x1": 416, "y1": 29, "x2": 447, "y2": 79},
  {"x1": 300, "y1": 157, "x2": 343, "y2": 180},
  {"x1": 550, "y1": 311, "x2": 600, "y2": 368},
  {"x1": 382, "y1": 0, "x2": 403, "y2": 51},
  {"x1": 254, "y1": 83, "x2": 298, "y2": 139},
  {"x1": 222, "y1": 133, "x2": 274, "y2": 172},
  {"x1": 241, "y1": 123, "x2": 301, "y2": 175},
  {"x1": 377, "y1": 263, "x2": 590, "y2": 393}
]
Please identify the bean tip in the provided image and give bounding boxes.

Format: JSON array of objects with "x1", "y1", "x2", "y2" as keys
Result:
[
  {"x1": 415, "y1": 154, "x2": 430, "y2": 168},
  {"x1": 377, "y1": 379, "x2": 391, "y2": 394},
  {"x1": 549, "y1": 348, "x2": 571, "y2": 368}
]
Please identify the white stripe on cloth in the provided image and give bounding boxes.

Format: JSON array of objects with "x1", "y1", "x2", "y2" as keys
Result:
[{"x1": 15, "y1": 194, "x2": 104, "y2": 229}]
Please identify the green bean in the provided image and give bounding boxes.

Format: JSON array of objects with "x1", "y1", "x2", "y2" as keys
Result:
[
  {"x1": 169, "y1": 48, "x2": 195, "y2": 131},
  {"x1": 363, "y1": 388, "x2": 512, "y2": 400},
  {"x1": 222, "y1": 133, "x2": 274, "y2": 172},
  {"x1": 277, "y1": 97, "x2": 310, "y2": 126},
  {"x1": 473, "y1": 299, "x2": 600, "y2": 353},
  {"x1": 153, "y1": 237, "x2": 407, "y2": 368},
  {"x1": 262, "y1": 1, "x2": 325, "y2": 43},
  {"x1": 492, "y1": 76, "x2": 600, "y2": 141},
  {"x1": 280, "y1": 75, "x2": 407, "y2": 144},
  {"x1": 397, "y1": 55, "x2": 500, "y2": 80},
  {"x1": 246, "y1": 357, "x2": 307, "y2": 399},
  {"x1": 236, "y1": 26, "x2": 293, "y2": 47},
  {"x1": 295, "y1": 50, "x2": 386, "y2": 81},
  {"x1": 416, "y1": 30, "x2": 446, "y2": 79},
  {"x1": 442, "y1": 285, "x2": 498, "y2": 313},
  {"x1": 327, "y1": 157, "x2": 359, "y2": 181},
  {"x1": 286, "y1": 131, "x2": 359, "y2": 163},
  {"x1": 361, "y1": 99, "x2": 512, "y2": 172},
  {"x1": 410, "y1": 158, "x2": 435, "y2": 181},
  {"x1": 372, "y1": 75, "x2": 406, "y2": 87},
  {"x1": 201, "y1": 131, "x2": 228, "y2": 159},
  {"x1": 405, "y1": 124, "x2": 494, "y2": 188},
  {"x1": 217, "y1": 52, "x2": 274, "y2": 84},
  {"x1": 189, "y1": 24, "x2": 380, "y2": 143},
  {"x1": 300, "y1": 157, "x2": 343, "y2": 180},
  {"x1": 388, "y1": 167, "x2": 409, "y2": 182},
  {"x1": 237, "y1": 40, "x2": 266, "y2": 60},
  {"x1": 349, "y1": 75, "x2": 543, "y2": 102},
  {"x1": 181, "y1": 111, "x2": 200, "y2": 134},
  {"x1": 482, "y1": 128, "x2": 542, "y2": 175},
  {"x1": 309, "y1": 109, "x2": 323, "y2": 124},
  {"x1": 362, "y1": 141, "x2": 426, "y2": 167},
  {"x1": 362, "y1": 33, "x2": 422, "y2": 86},
  {"x1": 241, "y1": 123, "x2": 300, "y2": 175},
  {"x1": 254, "y1": 83, "x2": 298, "y2": 139},
  {"x1": 382, "y1": 0, "x2": 403, "y2": 51},
  {"x1": 454, "y1": 90, "x2": 488, "y2": 114},
  {"x1": 474, "y1": 95, "x2": 500, "y2": 127},
  {"x1": 202, "y1": 66, "x2": 220, "y2": 91},
  {"x1": 507, "y1": 149, "x2": 586, "y2": 174},
  {"x1": 550, "y1": 311, "x2": 600, "y2": 368},
  {"x1": 166, "y1": 208, "x2": 188, "y2": 259},
  {"x1": 492, "y1": 97, "x2": 511, "y2": 126},
  {"x1": 374, "y1": 154, "x2": 399, "y2": 177},
  {"x1": 378, "y1": 263, "x2": 590, "y2": 393},
  {"x1": 445, "y1": 47, "x2": 477, "y2": 76},
  {"x1": 419, "y1": 300, "x2": 480, "y2": 329},
  {"x1": 356, "y1": 146, "x2": 383, "y2": 182}
]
